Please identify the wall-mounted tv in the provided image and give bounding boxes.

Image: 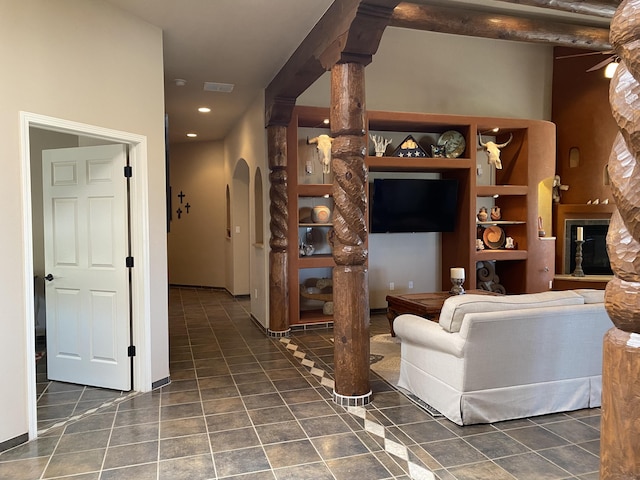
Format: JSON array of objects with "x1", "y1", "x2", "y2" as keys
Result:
[{"x1": 369, "y1": 178, "x2": 459, "y2": 233}]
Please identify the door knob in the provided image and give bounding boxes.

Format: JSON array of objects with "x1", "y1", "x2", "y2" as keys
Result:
[{"x1": 44, "y1": 274, "x2": 54, "y2": 281}]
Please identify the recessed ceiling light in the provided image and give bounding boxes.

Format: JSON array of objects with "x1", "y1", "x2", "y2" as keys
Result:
[
  {"x1": 186, "y1": 133, "x2": 197, "y2": 138},
  {"x1": 198, "y1": 107, "x2": 211, "y2": 113}
]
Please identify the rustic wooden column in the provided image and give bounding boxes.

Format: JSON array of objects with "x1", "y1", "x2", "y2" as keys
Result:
[
  {"x1": 267, "y1": 124, "x2": 290, "y2": 336},
  {"x1": 330, "y1": 62, "x2": 371, "y2": 406},
  {"x1": 600, "y1": 1, "x2": 640, "y2": 477}
]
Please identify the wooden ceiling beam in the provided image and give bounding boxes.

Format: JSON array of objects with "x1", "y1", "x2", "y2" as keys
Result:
[
  {"x1": 265, "y1": 0, "x2": 400, "y2": 126},
  {"x1": 390, "y1": 2, "x2": 611, "y2": 51},
  {"x1": 493, "y1": 0, "x2": 620, "y2": 19}
]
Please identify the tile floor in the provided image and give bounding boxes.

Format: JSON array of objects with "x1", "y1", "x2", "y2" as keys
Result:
[{"x1": 0, "y1": 286, "x2": 601, "y2": 479}]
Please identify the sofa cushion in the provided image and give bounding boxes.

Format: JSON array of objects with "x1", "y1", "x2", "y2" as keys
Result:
[
  {"x1": 439, "y1": 290, "x2": 585, "y2": 333},
  {"x1": 573, "y1": 289, "x2": 605, "y2": 304}
]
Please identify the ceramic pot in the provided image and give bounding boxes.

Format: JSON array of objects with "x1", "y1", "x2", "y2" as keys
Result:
[
  {"x1": 312, "y1": 205, "x2": 331, "y2": 223},
  {"x1": 490, "y1": 206, "x2": 501, "y2": 221},
  {"x1": 477, "y1": 207, "x2": 488, "y2": 222}
]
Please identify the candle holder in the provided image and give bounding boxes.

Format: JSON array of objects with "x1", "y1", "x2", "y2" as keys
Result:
[
  {"x1": 450, "y1": 277, "x2": 465, "y2": 295},
  {"x1": 572, "y1": 240, "x2": 585, "y2": 277}
]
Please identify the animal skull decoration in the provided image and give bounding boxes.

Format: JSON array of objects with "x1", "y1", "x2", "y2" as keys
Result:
[
  {"x1": 307, "y1": 134, "x2": 333, "y2": 174},
  {"x1": 478, "y1": 132, "x2": 513, "y2": 169}
]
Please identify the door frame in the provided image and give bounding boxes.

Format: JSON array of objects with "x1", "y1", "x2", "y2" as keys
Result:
[{"x1": 19, "y1": 112, "x2": 153, "y2": 439}]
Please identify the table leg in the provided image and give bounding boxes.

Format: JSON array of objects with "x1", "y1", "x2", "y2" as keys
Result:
[{"x1": 386, "y1": 308, "x2": 398, "y2": 337}]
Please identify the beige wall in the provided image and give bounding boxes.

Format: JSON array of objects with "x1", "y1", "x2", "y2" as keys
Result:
[
  {"x1": 0, "y1": 0, "x2": 168, "y2": 444},
  {"x1": 167, "y1": 141, "x2": 226, "y2": 287}
]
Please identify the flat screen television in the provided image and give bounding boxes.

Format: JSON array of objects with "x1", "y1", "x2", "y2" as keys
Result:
[{"x1": 369, "y1": 178, "x2": 459, "y2": 233}]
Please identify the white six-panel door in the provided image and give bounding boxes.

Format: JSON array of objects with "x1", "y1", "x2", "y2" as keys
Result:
[{"x1": 42, "y1": 144, "x2": 131, "y2": 391}]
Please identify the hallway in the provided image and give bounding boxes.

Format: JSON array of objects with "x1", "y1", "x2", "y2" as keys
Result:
[{"x1": 0, "y1": 287, "x2": 600, "y2": 479}]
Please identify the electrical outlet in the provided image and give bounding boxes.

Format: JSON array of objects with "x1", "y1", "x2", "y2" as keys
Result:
[
  {"x1": 408, "y1": 281, "x2": 414, "y2": 289},
  {"x1": 389, "y1": 282, "x2": 395, "y2": 291},
  {"x1": 549, "y1": 280, "x2": 553, "y2": 290}
]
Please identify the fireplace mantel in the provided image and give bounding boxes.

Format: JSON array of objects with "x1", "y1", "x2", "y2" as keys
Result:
[{"x1": 553, "y1": 203, "x2": 615, "y2": 276}]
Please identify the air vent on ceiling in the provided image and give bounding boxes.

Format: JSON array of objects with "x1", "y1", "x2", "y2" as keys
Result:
[{"x1": 203, "y1": 82, "x2": 234, "y2": 93}]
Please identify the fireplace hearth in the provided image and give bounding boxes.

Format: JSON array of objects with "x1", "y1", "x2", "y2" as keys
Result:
[{"x1": 564, "y1": 219, "x2": 611, "y2": 275}]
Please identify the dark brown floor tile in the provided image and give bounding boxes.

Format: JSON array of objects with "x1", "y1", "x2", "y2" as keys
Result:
[
  {"x1": 199, "y1": 385, "x2": 240, "y2": 401},
  {"x1": 504, "y1": 425, "x2": 570, "y2": 450},
  {"x1": 43, "y1": 449, "x2": 106, "y2": 478},
  {"x1": 103, "y1": 440, "x2": 158, "y2": 470},
  {"x1": 206, "y1": 411, "x2": 253, "y2": 432},
  {"x1": 213, "y1": 446, "x2": 271, "y2": 477},
  {"x1": 464, "y1": 431, "x2": 531, "y2": 459},
  {"x1": 237, "y1": 381, "x2": 277, "y2": 396},
  {"x1": 160, "y1": 402, "x2": 203, "y2": 421},
  {"x1": 160, "y1": 433, "x2": 210, "y2": 460},
  {"x1": 541, "y1": 419, "x2": 600, "y2": 444},
  {"x1": 255, "y1": 421, "x2": 307, "y2": 445},
  {"x1": 158, "y1": 453, "x2": 216, "y2": 480},
  {"x1": 494, "y1": 452, "x2": 573, "y2": 479},
  {"x1": 55, "y1": 429, "x2": 111, "y2": 454},
  {"x1": 64, "y1": 412, "x2": 117, "y2": 434},
  {"x1": 101, "y1": 462, "x2": 157, "y2": 480},
  {"x1": 242, "y1": 392, "x2": 285, "y2": 410},
  {"x1": 159, "y1": 379, "x2": 198, "y2": 393},
  {"x1": 448, "y1": 460, "x2": 517, "y2": 480},
  {"x1": 299, "y1": 415, "x2": 351, "y2": 438},
  {"x1": 420, "y1": 437, "x2": 488, "y2": 468},
  {"x1": 0, "y1": 456, "x2": 49, "y2": 480},
  {"x1": 288, "y1": 400, "x2": 335, "y2": 420},
  {"x1": 264, "y1": 439, "x2": 322, "y2": 468},
  {"x1": 248, "y1": 406, "x2": 295, "y2": 426},
  {"x1": 113, "y1": 407, "x2": 158, "y2": 427},
  {"x1": 209, "y1": 427, "x2": 261, "y2": 453},
  {"x1": 0, "y1": 435, "x2": 59, "y2": 461},
  {"x1": 538, "y1": 444, "x2": 599, "y2": 476},
  {"x1": 160, "y1": 390, "x2": 202, "y2": 406},
  {"x1": 160, "y1": 416, "x2": 207, "y2": 438},
  {"x1": 197, "y1": 375, "x2": 235, "y2": 389},
  {"x1": 325, "y1": 452, "x2": 391, "y2": 480},
  {"x1": 380, "y1": 404, "x2": 435, "y2": 425},
  {"x1": 109, "y1": 422, "x2": 159, "y2": 446},
  {"x1": 202, "y1": 396, "x2": 246, "y2": 415},
  {"x1": 273, "y1": 461, "x2": 334, "y2": 480},
  {"x1": 311, "y1": 432, "x2": 369, "y2": 460},
  {"x1": 233, "y1": 371, "x2": 270, "y2": 385},
  {"x1": 397, "y1": 420, "x2": 457, "y2": 444}
]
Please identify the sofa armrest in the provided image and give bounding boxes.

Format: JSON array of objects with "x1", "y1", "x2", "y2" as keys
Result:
[{"x1": 394, "y1": 314, "x2": 465, "y2": 358}]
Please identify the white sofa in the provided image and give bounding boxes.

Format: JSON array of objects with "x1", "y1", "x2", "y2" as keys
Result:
[{"x1": 394, "y1": 289, "x2": 612, "y2": 425}]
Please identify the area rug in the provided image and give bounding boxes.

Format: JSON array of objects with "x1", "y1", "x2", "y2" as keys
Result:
[{"x1": 369, "y1": 334, "x2": 442, "y2": 417}]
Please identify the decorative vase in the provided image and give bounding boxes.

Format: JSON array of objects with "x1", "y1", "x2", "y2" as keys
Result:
[
  {"x1": 312, "y1": 205, "x2": 331, "y2": 223},
  {"x1": 477, "y1": 207, "x2": 488, "y2": 222},
  {"x1": 490, "y1": 206, "x2": 501, "y2": 221}
]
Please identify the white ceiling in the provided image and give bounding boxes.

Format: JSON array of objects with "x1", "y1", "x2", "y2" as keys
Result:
[{"x1": 102, "y1": 0, "x2": 611, "y2": 145}]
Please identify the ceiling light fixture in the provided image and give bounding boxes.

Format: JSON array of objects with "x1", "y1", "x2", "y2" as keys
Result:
[
  {"x1": 186, "y1": 133, "x2": 197, "y2": 138},
  {"x1": 198, "y1": 107, "x2": 211, "y2": 113},
  {"x1": 323, "y1": 119, "x2": 330, "y2": 125}
]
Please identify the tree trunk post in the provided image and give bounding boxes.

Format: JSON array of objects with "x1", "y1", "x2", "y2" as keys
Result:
[
  {"x1": 267, "y1": 124, "x2": 290, "y2": 337},
  {"x1": 330, "y1": 62, "x2": 371, "y2": 406},
  {"x1": 600, "y1": 1, "x2": 640, "y2": 477}
]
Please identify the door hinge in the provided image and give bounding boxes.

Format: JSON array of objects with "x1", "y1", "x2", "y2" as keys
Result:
[
  {"x1": 124, "y1": 165, "x2": 133, "y2": 178},
  {"x1": 128, "y1": 345, "x2": 136, "y2": 357},
  {"x1": 126, "y1": 256, "x2": 134, "y2": 268}
]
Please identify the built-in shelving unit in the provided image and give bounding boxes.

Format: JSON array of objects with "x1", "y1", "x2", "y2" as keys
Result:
[{"x1": 287, "y1": 106, "x2": 556, "y2": 325}]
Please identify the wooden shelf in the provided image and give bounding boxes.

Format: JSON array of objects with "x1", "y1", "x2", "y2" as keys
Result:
[
  {"x1": 298, "y1": 184, "x2": 332, "y2": 196},
  {"x1": 298, "y1": 310, "x2": 333, "y2": 324},
  {"x1": 476, "y1": 185, "x2": 528, "y2": 196},
  {"x1": 367, "y1": 155, "x2": 473, "y2": 172},
  {"x1": 475, "y1": 249, "x2": 528, "y2": 261},
  {"x1": 477, "y1": 221, "x2": 526, "y2": 226},
  {"x1": 299, "y1": 223, "x2": 333, "y2": 227},
  {"x1": 298, "y1": 255, "x2": 334, "y2": 268}
]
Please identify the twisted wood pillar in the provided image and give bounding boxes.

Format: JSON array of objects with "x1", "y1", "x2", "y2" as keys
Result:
[
  {"x1": 267, "y1": 125, "x2": 290, "y2": 336},
  {"x1": 330, "y1": 62, "x2": 371, "y2": 406},
  {"x1": 601, "y1": 1, "x2": 640, "y2": 476}
]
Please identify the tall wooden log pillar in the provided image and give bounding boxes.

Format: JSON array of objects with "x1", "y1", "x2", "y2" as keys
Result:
[
  {"x1": 267, "y1": 125, "x2": 290, "y2": 337},
  {"x1": 330, "y1": 62, "x2": 371, "y2": 406},
  {"x1": 600, "y1": 1, "x2": 640, "y2": 477}
]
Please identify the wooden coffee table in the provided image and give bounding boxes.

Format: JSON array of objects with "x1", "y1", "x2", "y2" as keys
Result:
[{"x1": 386, "y1": 290, "x2": 499, "y2": 336}]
